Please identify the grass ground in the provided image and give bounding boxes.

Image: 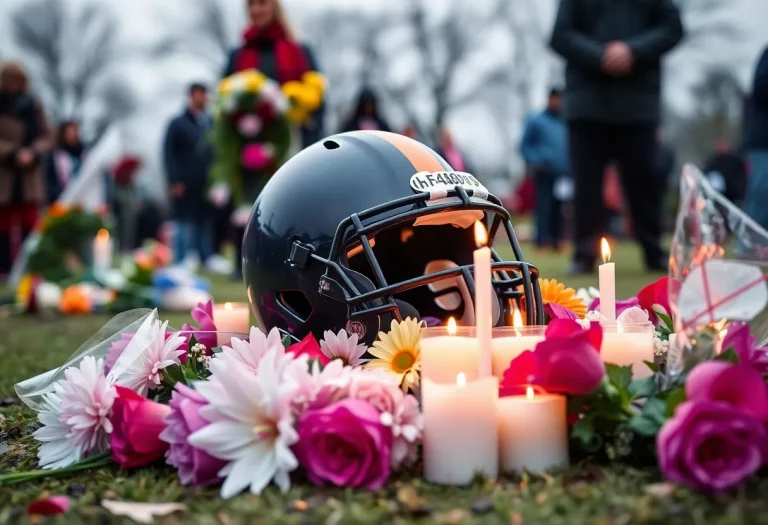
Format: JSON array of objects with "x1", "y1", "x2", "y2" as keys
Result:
[{"x1": 4, "y1": 241, "x2": 763, "y2": 524}]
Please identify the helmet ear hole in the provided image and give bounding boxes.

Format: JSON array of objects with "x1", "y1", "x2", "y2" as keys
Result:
[
  {"x1": 277, "y1": 290, "x2": 313, "y2": 322},
  {"x1": 323, "y1": 140, "x2": 340, "y2": 150}
]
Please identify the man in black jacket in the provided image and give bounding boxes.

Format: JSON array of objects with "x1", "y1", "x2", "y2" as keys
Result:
[
  {"x1": 550, "y1": 0, "x2": 684, "y2": 274},
  {"x1": 163, "y1": 83, "x2": 214, "y2": 266},
  {"x1": 744, "y1": 46, "x2": 768, "y2": 230}
]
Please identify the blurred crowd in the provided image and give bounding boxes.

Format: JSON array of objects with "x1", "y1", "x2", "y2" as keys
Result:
[{"x1": 1, "y1": 0, "x2": 767, "y2": 281}]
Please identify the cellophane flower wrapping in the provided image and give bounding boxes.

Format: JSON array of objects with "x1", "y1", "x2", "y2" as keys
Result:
[
  {"x1": 14, "y1": 309, "x2": 161, "y2": 411},
  {"x1": 666, "y1": 164, "x2": 768, "y2": 379}
]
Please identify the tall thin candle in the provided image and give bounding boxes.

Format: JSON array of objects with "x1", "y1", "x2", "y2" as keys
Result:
[
  {"x1": 473, "y1": 221, "x2": 492, "y2": 378},
  {"x1": 599, "y1": 238, "x2": 616, "y2": 322}
]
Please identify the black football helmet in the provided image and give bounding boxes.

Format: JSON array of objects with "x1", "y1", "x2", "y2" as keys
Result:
[{"x1": 243, "y1": 130, "x2": 543, "y2": 345}]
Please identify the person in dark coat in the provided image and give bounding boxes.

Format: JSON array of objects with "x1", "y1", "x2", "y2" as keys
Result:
[
  {"x1": 222, "y1": 0, "x2": 320, "y2": 279},
  {"x1": 341, "y1": 88, "x2": 390, "y2": 132},
  {"x1": 743, "y1": 46, "x2": 768, "y2": 229},
  {"x1": 163, "y1": 83, "x2": 214, "y2": 265},
  {"x1": 550, "y1": 0, "x2": 684, "y2": 274},
  {"x1": 0, "y1": 62, "x2": 52, "y2": 277},
  {"x1": 703, "y1": 138, "x2": 747, "y2": 204},
  {"x1": 46, "y1": 120, "x2": 87, "y2": 203}
]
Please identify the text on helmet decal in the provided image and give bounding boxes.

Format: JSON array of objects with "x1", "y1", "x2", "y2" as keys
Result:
[{"x1": 409, "y1": 171, "x2": 489, "y2": 199}]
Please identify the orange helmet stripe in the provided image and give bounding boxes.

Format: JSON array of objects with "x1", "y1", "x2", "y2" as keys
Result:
[{"x1": 366, "y1": 131, "x2": 445, "y2": 173}]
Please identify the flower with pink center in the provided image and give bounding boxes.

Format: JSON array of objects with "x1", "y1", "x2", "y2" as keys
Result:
[
  {"x1": 34, "y1": 356, "x2": 117, "y2": 469},
  {"x1": 320, "y1": 329, "x2": 368, "y2": 366},
  {"x1": 220, "y1": 326, "x2": 285, "y2": 374}
]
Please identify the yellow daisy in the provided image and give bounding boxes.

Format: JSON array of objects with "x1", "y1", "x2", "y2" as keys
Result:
[
  {"x1": 365, "y1": 317, "x2": 423, "y2": 392},
  {"x1": 539, "y1": 278, "x2": 587, "y2": 318}
]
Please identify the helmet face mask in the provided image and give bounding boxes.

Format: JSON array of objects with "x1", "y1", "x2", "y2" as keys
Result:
[{"x1": 244, "y1": 131, "x2": 543, "y2": 346}]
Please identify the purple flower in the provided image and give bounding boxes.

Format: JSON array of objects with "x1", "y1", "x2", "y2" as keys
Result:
[
  {"x1": 588, "y1": 296, "x2": 640, "y2": 317},
  {"x1": 422, "y1": 317, "x2": 442, "y2": 328},
  {"x1": 721, "y1": 322, "x2": 768, "y2": 375},
  {"x1": 159, "y1": 384, "x2": 225, "y2": 486},
  {"x1": 181, "y1": 301, "x2": 217, "y2": 350},
  {"x1": 293, "y1": 399, "x2": 392, "y2": 490},
  {"x1": 544, "y1": 302, "x2": 579, "y2": 320},
  {"x1": 686, "y1": 361, "x2": 768, "y2": 422},
  {"x1": 657, "y1": 400, "x2": 765, "y2": 492}
]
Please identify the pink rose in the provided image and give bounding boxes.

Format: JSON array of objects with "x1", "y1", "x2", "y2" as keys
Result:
[
  {"x1": 181, "y1": 300, "x2": 217, "y2": 350},
  {"x1": 544, "y1": 302, "x2": 579, "y2": 320},
  {"x1": 685, "y1": 361, "x2": 768, "y2": 422},
  {"x1": 657, "y1": 400, "x2": 765, "y2": 492},
  {"x1": 637, "y1": 276, "x2": 680, "y2": 324},
  {"x1": 237, "y1": 114, "x2": 263, "y2": 137},
  {"x1": 287, "y1": 333, "x2": 330, "y2": 366},
  {"x1": 294, "y1": 399, "x2": 392, "y2": 489},
  {"x1": 721, "y1": 322, "x2": 768, "y2": 375},
  {"x1": 109, "y1": 387, "x2": 171, "y2": 469},
  {"x1": 160, "y1": 384, "x2": 226, "y2": 486},
  {"x1": 501, "y1": 320, "x2": 604, "y2": 396},
  {"x1": 241, "y1": 143, "x2": 271, "y2": 170},
  {"x1": 589, "y1": 296, "x2": 640, "y2": 318}
]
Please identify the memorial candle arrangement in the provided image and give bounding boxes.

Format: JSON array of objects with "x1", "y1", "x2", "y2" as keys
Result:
[
  {"x1": 421, "y1": 318, "x2": 480, "y2": 383},
  {"x1": 212, "y1": 302, "x2": 250, "y2": 346},
  {"x1": 491, "y1": 309, "x2": 546, "y2": 378},
  {"x1": 92, "y1": 228, "x2": 113, "y2": 273},
  {"x1": 599, "y1": 238, "x2": 616, "y2": 322}
]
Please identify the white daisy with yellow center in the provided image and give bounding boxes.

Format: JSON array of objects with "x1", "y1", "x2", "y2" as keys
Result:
[{"x1": 365, "y1": 317, "x2": 423, "y2": 393}]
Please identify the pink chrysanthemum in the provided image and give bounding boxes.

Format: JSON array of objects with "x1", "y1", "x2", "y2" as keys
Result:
[
  {"x1": 220, "y1": 326, "x2": 284, "y2": 374},
  {"x1": 34, "y1": 356, "x2": 116, "y2": 469},
  {"x1": 320, "y1": 329, "x2": 368, "y2": 366}
]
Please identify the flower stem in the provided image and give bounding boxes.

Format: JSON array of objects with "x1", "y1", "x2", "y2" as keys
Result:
[{"x1": 0, "y1": 452, "x2": 112, "y2": 485}]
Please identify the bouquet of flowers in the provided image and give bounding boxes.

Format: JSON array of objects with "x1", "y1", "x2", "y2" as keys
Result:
[{"x1": 211, "y1": 69, "x2": 325, "y2": 206}]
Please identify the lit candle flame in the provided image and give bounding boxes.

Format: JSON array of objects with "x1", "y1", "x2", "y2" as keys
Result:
[
  {"x1": 601, "y1": 237, "x2": 611, "y2": 264},
  {"x1": 512, "y1": 307, "x2": 523, "y2": 338},
  {"x1": 474, "y1": 221, "x2": 488, "y2": 248},
  {"x1": 526, "y1": 386, "x2": 534, "y2": 400},
  {"x1": 456, "y1": 372, "x2": 466, "y2": 387},
  {"x1": 224, "y1": 302, "x2": 233, "y2": 311},
  {"x1": 447, "y1": 317, "x2": 457, "y2": 336},
  {"x1": 96, "y1": 228, "x2": 110, "y2": 242}
]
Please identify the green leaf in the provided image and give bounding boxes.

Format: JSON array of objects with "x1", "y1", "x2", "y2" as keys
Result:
[
  {"x1": 643, "y1": 360, "x2": 661, "y2": 373},
  {"x1": 162, "y1": 364, "x2": 187, "y2": 386},
  {"x1": 571, "y1": 416, "x2": 595, "y2": 446},
  {"x1": 664, "y1": 387, "x2": 686, "y2": 417},
  {"x1": 281, "y1": 334, "x2": 294, "y2": 349},
  {"x1": 714, "y1": 348, "x2": 739, "y2": 364},
  {"x1": 627, "y1": 414, "x2": 662, "y2": 437},
  {"x1": 642, "y1": 397, "x2": 667, "y2": 425},
  {"x1": 605, "y1": 363, "x2": 633, "y2": 389},
  {"x1": 629, "y1": 375, "x2": 657, "y2": 399},
  {"x1": 188, "y1": 334, "x2": 200, "y2": 351},
  {"x1": 656, "y1": 311, "x2": 674, "y2": 331}
]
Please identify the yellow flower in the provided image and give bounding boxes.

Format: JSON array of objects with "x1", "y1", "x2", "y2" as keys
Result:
[
  {"x1": 218, "y1": 77, "x2": 233, "y2": 96},
  {"x1": 244, "y1": 71, "x2": 266, "y2": 92},
  {"x1": 302, "y1": 71, "x2": 326, "y2": 96},
  {"x1": 17, "y1": 274, "x2": 34, "y2": 307},
  {"x1": 365, "y1": 317, "x2": 423, "y2": 392},
  {"x1": 283, "y1": 81, "x2": 322, "y2": 115},
  {"x1": 285, "y1": 106, "x2": 309, "y2": 124},
  {"x1": 539, "y1": 278, "x2": 587, "y2": 318}
]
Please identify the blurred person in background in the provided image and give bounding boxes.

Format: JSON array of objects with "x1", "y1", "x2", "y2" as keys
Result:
[
  {"x1": 436, "y1": 127, "x2": 470, "y2": 174},
  {"x1": 341, "y1": 88, "x2": 390, "y2": 132},
  {"x1": 46, "y1": 120, "x2": 87, "y2": 203},
  {"x1": 551, "y1": 0, "x2": 684, "y2": 274},
  {"x1": 519, "y1": 88, "x2": 569, "y2": 251},
  {"x1": 703, "y1": 138, "x2": 747, "y2": 206},
  {"x1": 111, "y1": 155, "x2": 142, "y2": 254},
  {"x1": 744, "y1": 46, "x2": 768, "y2": 229},
  {"x1": 163, "y1": 83, "x2": 216, "y2": 270},
  {"x1": 222, "y1": 0, "x2": 320, "y2": 280},
  {"x1": 0, "y1": 62, "x2": 52, "y2": 278}
]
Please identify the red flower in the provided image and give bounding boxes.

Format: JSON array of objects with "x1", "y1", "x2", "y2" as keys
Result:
[
  {"x1": 27, "y1": 496, "x2": 70, "y2": 516},
  {"x1": 501, "y1": 320, "x2": 605, "y2": 396},
  {"x1": 287, "y1": 333, "x2": 330, "y2": 366},
  {"x1": 109, "y1": 387, "x2": 171, "y2": 469},
  {"x1": 637, "y1": 277, "x2": 680, "y2": 324}
]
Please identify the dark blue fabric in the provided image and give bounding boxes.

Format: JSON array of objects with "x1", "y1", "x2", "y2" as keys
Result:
[
  {"x1": 745, "y1": 47, "x2": 768, "y2": 151},
  {"x1": 163, "y1": 109, "x2": 213, "y2": 219},
  {"x1": 533, "y1": 170, "x2": 563, "y2": 247},
  {"x1": 519, "y1": 110, "x2": 570, "y2": 176}
]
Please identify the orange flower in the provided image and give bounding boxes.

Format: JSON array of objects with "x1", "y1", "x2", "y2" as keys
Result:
[
  {"x1": 539, "y1": 278, "x2": 587, "y2": 318},
  {"x1": 60, "y1": 286, "x2": 92, "y2": 315},
  {"x1": 49, "y1": 203, "x2": 68, "y2": 218}
]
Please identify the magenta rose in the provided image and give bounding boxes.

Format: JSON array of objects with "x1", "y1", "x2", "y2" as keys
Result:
[
  {"x1": 721, "y1": 322, "x2": 768, "y2": 375},
  {"x1": 588, "y1": 296, "x2": 640, "y2": 318},
  {"x1": 685, "y1": 361, "x2": 768, "y2": 422},
  {"x1": 294, "y1": 399, "x2": 392, "y2": 490},
  {"x1": 181, "y1": 300, "x2": 217, "y2": 350},
  {"x1": 287, "y1": 333, "x2": 330, "y2": 366},
  {"x1": 637, "y1": 276, "x2": 680, "y2": 324},
  {"x1": 544, "y1": 302, "x2": 579, "y2": 320},
  {"x1": 657, "y1": 400, "x2": 766, "y2": 492},
  {"x1": 109, "y1": 387, "x2": 171, "y2": 469},
  {"x1": 159, "y1": 384, "x2": 226, "y2": 486},
  {"x1": 241, "y1": 143, "x2": 271, "y2": 170}
]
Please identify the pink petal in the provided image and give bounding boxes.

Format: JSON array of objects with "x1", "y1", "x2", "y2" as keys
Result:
[{"x1": 27, "y1": 496, "x2": 70, "y2": 516}]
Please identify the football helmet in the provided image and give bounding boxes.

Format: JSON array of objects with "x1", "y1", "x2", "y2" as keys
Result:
[{"x1": 243, "y1": 130, "x2": 543, "y2": 345}]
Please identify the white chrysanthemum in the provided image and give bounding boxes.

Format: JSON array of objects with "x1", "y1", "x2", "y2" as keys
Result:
[
  {"x1": 34, "y1": 356, "x2": 116, "y2": 469},
  {"x1": 220, "y1": 326, "x2": 284, "y2": 374},
  {"x1": 188, "y1": 349, "x2": 309, "y2": 498},
  {"x1": 114, "y1": 320, "x2": 186, "y2": 396},
  {"x1": 320, "y1": 329, "x2": 368, "y2": 366},
  {"x1": 577, "y1": 310, "x2": 607, "y2": 329}
]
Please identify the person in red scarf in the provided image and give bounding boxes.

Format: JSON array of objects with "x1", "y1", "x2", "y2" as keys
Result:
[{"x1": 222, "y1": 0, "x2": 323, "y2": 280}]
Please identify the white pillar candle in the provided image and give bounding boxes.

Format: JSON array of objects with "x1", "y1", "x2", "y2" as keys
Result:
[
  {"x1": 491, "y1": 310, "x2": 546, "y2": 378},
  {"x1": 473, "y1": 221, "x2": 493, "y2": 378},
  {"x1": 93, "y1": 229, "x2": 113, "y2": 273},
  {"x1": 212, "y1": 302, "x2": 251, "y2": 346},
  {"x1": 599, "y1": 238, "x2": 616, "y2": 322},
  {"x1": 423, "y1": 373, "x2": 498, "y2": 485},
  {"x1": 421, "y1": 319, "x2": 480, "y2": 383},
  {"x1": 498, "y1": 387, "x2": 569, "y2": 473},
  {"x1": 601, "y1": 323, "x2": 654, "y2": 378}
]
